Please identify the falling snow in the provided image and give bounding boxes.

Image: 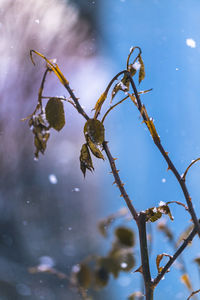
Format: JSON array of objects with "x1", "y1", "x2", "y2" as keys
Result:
[
  {"x1": 72, "y1": 264, "x2": 80, "y2": 273},
  {"x1": 120, "y1": 262, "x2": 128, "y2": 268},
  {"x1": 38, "y1": 256, "x2": 55, "y2": 272},
  {"x1": 72, "y1": 187, "x2": 80, "y2": 192},
  {"x1": 162, "y1": 178, "x2": 166, "y2": 183},
  {"x1": 48, "y1": 174, "x2": 58, "y2": 184},
  {"x1": 186, "y1": 38, "x2": 196, "y2": 48}
]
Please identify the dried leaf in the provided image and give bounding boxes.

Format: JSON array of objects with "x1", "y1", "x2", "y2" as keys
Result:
[
  {"x1": 181, "y1": 273, "x2": 192, "y2": 291},
  {"x1": 76, "y1": 264, "x2": 91, "y2": 289},
  {"x1": 98, "y1": 217, "x2": 114, "y2": 238},
  {"x1": 145, "y1": 118, "x2": 160, "y2": 143},
  {"x1": 158, "y1": 205, "x2": 174, "y2": 221},
  {"x1": 30, "y1": 50, "x2": 69, "y2": 86},
  {"x1": 138, "y1": 54, "x2": 145, "y2": 84},
  {"x1": 128, "y1": 65, "x2": 137, "y2": 77},
  {"x1": 157, "y1": 221, "x2": 173, "y2": 241},
  {"x1": 115, "y1": 227, "x2": 135, "y2": 247},
  {"x1": 128, "y1": 291, "x2": 143, "y2": 300},
  {"x1": 126, "y1": 46, "x2": 142, "y2": 70},
  {"x1": 98, "y1": 208, "x2": 129, "y2": 237},
  {"x1": 93, "y1": 92, "x2": 107, "y2": 119},
  {"x1": 45, "y1": 98, "x2": 65, "y2": 131},
  {"x1": 176, "y1": 225, "x2": 193, "y2": 247},
  {"x1": 87, "y1": 136, "x2": 104, "y2": 160},
  {"x1": 194, "y1": 257, "x2": 200, "y2": 266},
  {"x1": 111, "y1": 83, "x2": 121, "y2": 102},
  {"x1": 117, "y1": 251, "x2": 135, "y2": 272},
  {"x1": 29, "y1": 114, "x2": 50, "y2": 159},
  {"x1": 84, "y1": 119, "x2": 105, "y2": 145},
  {"x1": 156, "y1": 253, "x2": 171, "y2": 273},
  {"x1": 128, "y1": 93, "x2": 138, "y2": 107},
  {"x1": 111, "y1": 75, "x2": 130, "y2": 102},
  {"x1": 98, "y1": 257, "x2": 119, "y2": 278},
  {"x1": 79, "y1": 144, "x2": 94, "y2": 177},
  {"x1": 95, "y1": 267, "x2": 109, "y2": 288},
  {"x1": 145, "y1": 204, "x2": 174, "y2": 223},
  {"x1": 146, "y1": 209, "x2": 162, "y2": 222}
]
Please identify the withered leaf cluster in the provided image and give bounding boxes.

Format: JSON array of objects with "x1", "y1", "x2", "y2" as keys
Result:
[{"x1": 80, "y1": 119, "x2": 105, "y2": 176}]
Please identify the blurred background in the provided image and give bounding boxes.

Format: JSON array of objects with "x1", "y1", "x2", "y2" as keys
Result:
[{"x1": 0, "y1": 0, "x2": 200, "y2": 299}]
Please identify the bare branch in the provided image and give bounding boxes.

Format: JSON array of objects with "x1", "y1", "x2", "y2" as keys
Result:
[
  {"x1": 153, "y1": 224, "x2": 197, "y2": 287},
  {"x1": 127, "y1": 72, "x2": 200, "y2": 238}
]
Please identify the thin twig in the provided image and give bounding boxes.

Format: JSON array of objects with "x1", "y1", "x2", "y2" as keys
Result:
[
  {"x1": 166, "y1": 201, "x2": 188, "y2": 211},
  {"x1": 182, "y1": 158, "x2": 200, "y2": 181},
  {"x1": 187, "y1": 289, "x2": 200, "y2": 300},
  {"x1": 101, "y1": 95, "x2": 129, "y2": 123},
  {"x1": 126, "y1": 46, "x2": 142, "y2": 70},
  {"x1": 101, "y1": 89, "x2": 152, "y2": 124},
  {"x1": 153, "y1": 224, "x2": 197, "y2": 286},
  {"x1": 38, "y1": 67, "x2": 51, "y2": 113}
]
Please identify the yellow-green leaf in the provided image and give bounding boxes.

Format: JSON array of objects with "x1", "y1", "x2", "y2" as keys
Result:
[
  {"x1": 30, "y1": 50, "x2": 69, "y2": 86},
  {"x1": 115, "y1": 227, "x2": 135, "y2": 247},
  {"x1": 87, "y1": 136, "x2": 104, "y2": 160},
  {"x1": 109, "y1": 249, "x2": 135, "y2": 274},
  {"x1": 145, "y1": 205, "x2": 174, "y2": 223},
  {"x1": 145, "y1": 208, "x2": 162, "y2": 222},
  {"x1": 79, "y1": 143, "x2": 94, "y2": 177},
  {"x1": 45, "y1": 98, "x2": 65, "y2": 131},
  {"x1": 84, "y1": 119, "x2": 105, "y2": 145},
  {"x1": 93, "y1": 92, "x2": 107, "y2": 119},
  {"x1": 117, "y1": 251, "x2": 135, "y2": 272}
]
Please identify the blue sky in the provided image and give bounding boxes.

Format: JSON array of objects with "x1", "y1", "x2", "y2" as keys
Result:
[{"x1": 96, "y1": 1, "x2": 200, "y2": 298}]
